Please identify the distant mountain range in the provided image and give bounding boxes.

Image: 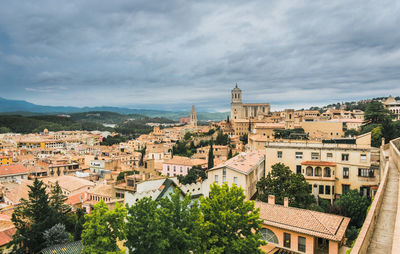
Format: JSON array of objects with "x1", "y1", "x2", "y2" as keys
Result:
[{"x1": 0, "y1": 97, "x2": 228, "y2": 121}]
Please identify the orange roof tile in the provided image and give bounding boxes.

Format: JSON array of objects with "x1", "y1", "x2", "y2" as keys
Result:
[
  {"x1": 255, "y1": 201, "x2": 350, "y2": 241},
  {"x1": 210, "y1": 151, "x2": 264, "y2": 175},
  {"x1": 0, "y1": 164, "x2": 28, "y2": 176}
]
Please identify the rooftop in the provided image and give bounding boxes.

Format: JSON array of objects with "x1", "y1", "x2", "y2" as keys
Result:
[
  {"x1": 210, "y1": 151, "x2": 264, "y2": 175},
  {"x1": 0, "y1": 164, "x2": 28, "y2": 176},
  {"x1": 255, "y1": 201, "x2": 350, "y2": 241}
]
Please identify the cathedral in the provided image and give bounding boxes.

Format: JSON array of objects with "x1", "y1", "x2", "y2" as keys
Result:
[{"x1": 230, "y1": 84, "x2": 270, "y2": 120}]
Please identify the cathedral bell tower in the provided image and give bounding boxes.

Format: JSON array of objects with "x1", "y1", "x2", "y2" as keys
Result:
[{"x1": 231, "y1": 83, "x2": 243, "y2": 120}]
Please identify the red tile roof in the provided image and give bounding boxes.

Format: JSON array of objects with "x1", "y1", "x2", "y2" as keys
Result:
[
  {"x1": 301, "y1": 161, "x2": 337, "y2": 167},
  {"x1": 255, "y1": 201, "x2": 350, "y2": 241},
  {"x1": 0, "y1": 164, "x2": 28, "y2": 176},
  {"x1": 0, "y1": 226, "x2": 16, "y2": 246}
]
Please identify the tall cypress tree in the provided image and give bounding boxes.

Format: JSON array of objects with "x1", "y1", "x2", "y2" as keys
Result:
[
  {"x1": 208, "y1": 143, "x2": 214, "y2": 169},
  {"x1": 9, "y1": 178, "x2": 57, "y2": 253}
]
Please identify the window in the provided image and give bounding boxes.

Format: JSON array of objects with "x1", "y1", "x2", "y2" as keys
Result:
[
  {"x1": 223, "y1": 168, "x2": 226, "y2": 176},
  {"x1": 277, "y1": 151, "x2": 282, "y2": 158},
  {"x1": 284, "y1": 233, "x2": 291, "y2": 248},
  {"x1": 343, "y1": 167, "x2": 349, "y2": 178},
  {"x1": 325, "y1": 185, "x2": 331, "y2": 195},
  {"x1": 319, "y1": 185, "x2": 324, "y2": 194},
  {"x1": 215, "y1": 175, "x2": 219, "y2": 183},
  {"x1": 298, "y1": 236, "x2": 306, "y2": 252},
  {"x1": 296, "y1": 152, "x2": 303, "y2": 159},
  {"x1": 174, "y1": 166, "x2": 176, "y2": 172},
  {"x1": 261, "y1": 228, "x2": 279, "y2": 244},
  {"x1": 306, "y1": 166, "x2": 313, "y2": 176},
  {"x1": 296, "y1": 165, "x2": 302, "y2": 174},
  {"x1": 233, "y1": 177, "x2": 238, "y2": 185},
  {"x1": 358, "y1": 168, "x2": 374, "y2": 177},
  {"x1": 324, "y1": 167, "x2": 331, "y2": 177},
  {"x1": 311, "y1": 152, "x2": 320, "y2": 160},
  {"x1": 342, "y1": 184, "x2": 350, "y2": 194},
  {"x1": 361, "y1": 154, "x2": 367, "y2": 163},
  {"x1": 342, "y1": 153, "x2": 349, "y2": 161},
  {"x1": 315, "y1": 167, "x2": 322, "y2": 177},
  {"x1": 327, "y1": 153, "x2": 333, "y2": 159},
  {"x1": 223, "y1": 175, "x2": 226, "y2": 182}
]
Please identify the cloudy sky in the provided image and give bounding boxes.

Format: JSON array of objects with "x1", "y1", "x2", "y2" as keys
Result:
[{"x1": 1, "y1": 0, "x2": 400, "y2": 112}]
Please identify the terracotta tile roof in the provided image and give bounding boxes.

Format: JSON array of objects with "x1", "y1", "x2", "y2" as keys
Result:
[
  {"x1": 0, "y1": 227, "x2": 16, "y2": 246},
  {"x1": 45, "y1": 175, "x2": 94, "y2": 193},
  {"x1": 301, "y1": 161, "x2": 337, "y2": 167},
  {"x1": 163, "y1": 156, "x2": 207, "y2": 167},
  {"x1": 88, "y1": 184, "x2": 113, "y2": 197},
  {"x1": 255, "y1": 201, "x2": 350, "y2": 241},
  {"x1": 0, "y1": 164, "x2": 28, "y2": 176},
  {"x1": 210, "y1": 151, "x2": 264, "y2": 175},
  {"x1": 66, "y1": 191, "x2": 89, "y2": 205}
]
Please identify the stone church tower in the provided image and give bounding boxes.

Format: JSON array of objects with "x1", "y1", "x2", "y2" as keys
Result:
[
  {"x1": 190, "y1": 105, "x2": 197, "y2": 127},
  {"x1": 231, "y1": 84, "x2": 243, "y2": 120},
  {"x1": 285, "y1": 109, "x2": 295, "y2": 129}
]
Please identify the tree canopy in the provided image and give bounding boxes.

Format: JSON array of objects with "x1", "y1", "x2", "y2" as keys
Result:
[
  {"x1": 336, "y1": 190, "x2": 371, "y2": 228},
  {"x1": 81, "y1": 200, "x2": 127, "y2": 254},
  {"x1": 177, "y1": 165, "x2": 207, "y2": 185},
  {"x1": 200, "y1": 183, "x2": 265, "y2": 253},
  {"x1": 256, "y1": 163, "x2": 315, "y2": 209}
]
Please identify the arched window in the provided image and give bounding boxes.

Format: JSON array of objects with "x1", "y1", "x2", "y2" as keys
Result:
[
  {"x1": 324, "y1": 167, "x2": 331, "y2": 177},
  {"x1": 306, "y1": 166, "x2": 313, "y2": 176},
  {"x1": 315, "y1": 167, "x2": 322, "y2": 177},
  {"x1": 261, "y1": 228, "x2": 279, "y2": 244}
]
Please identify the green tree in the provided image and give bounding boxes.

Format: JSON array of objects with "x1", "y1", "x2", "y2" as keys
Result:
[
  {"x1": 139, "y1": 146, "x2": 146, "y2": 166},
  {"x1": 336, "y1": 190, "x2": 371, "y2": 228},
  {"x1": 208, "y1": 143, "x2": 214, "y2": 169},
  {"x1": 227, "y1": 149, "x2": 233, "y2": 159},
  {"x1": 240, "y1": 133, "x2": 248, "y2": 145},
  {"x1": 82, "y1": 200, "x2": 127, "y2": 254},
  {"x1": 364, "y1": 101, "x2": 392, "y2": 125},
  {"x1": 215, "y1": 131, "x2": 229, "y2": 145},
  {"x1": 9, "y1": 178, "x2": 57, "y2": 253},
  {"x1": 158, "y1": 189, "x2": 202, "y2": 253},
  {"x1": 43, "y1": 223, "x2": 71, "y2": 247},
  {"x1": 184, "y1": 132, "x2": 192, "y2": 141},
  {"x1": 49, "y1": 181, "x2": 71, "y2": 222},
  {"x1": 200, "y1": 183, "x2": 264, "y2": 253},
  {"x1": 125, "y1": 198, "x2": 164, "y2": 253},
  {"x1": 371, "y1": 126, "x2": 383, "y2": 147},
  {"x1": 177, "y1": 165, "x2": 207, "y2": 185},
  {"x1": 256, "y1": 163, "x2": 315, "y2": 209},
  {"x1": 0, "y1": 126, "x2": 10, "y2": 133}
]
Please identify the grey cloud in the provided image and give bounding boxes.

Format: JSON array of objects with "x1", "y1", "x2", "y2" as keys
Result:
[{"x1": 0, "y1": 0, "x2": 399, "y2": 111}]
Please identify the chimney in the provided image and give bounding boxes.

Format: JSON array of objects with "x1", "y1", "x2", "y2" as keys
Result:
[
  {"x1": 268, "y1": 195, "x2": 275, "y2": 205},
  {"x1": 284, "y1": 197, "x2": 289, "y2": 207}
]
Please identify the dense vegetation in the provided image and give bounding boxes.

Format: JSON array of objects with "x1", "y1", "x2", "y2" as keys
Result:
[
  {"x1": 0, "y1": 115, "x2": 112, "y2": 133},
  {"x1": 100, "y1": 134, "x2": 128, "y2": 146},
  {"x1": 11, "y1": 180, "x2": 265, "y2": 253},
  {"x1": 0, "y1": 111, "x2": 176, "y2": 137},
  {"x1": 343, "y1": 101, "x2": 400, "y2": 147},
  {"x1": 177, "y1": 165, "x2": 207, "y2": 185},
  {"x1": 257, "y1": 163, "x2": 316, "y2": 209},
  {"x1": 9, "y1": 179, "x2": 86, "y2": 253}
]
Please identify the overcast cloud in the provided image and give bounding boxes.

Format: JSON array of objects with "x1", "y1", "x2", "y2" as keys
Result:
[{"x1": 1, "y1": 0, "x2": 400, "y2": 111}]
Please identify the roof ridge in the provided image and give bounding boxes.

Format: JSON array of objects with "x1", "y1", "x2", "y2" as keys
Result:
[{"x1": 307, "y1": 209, "x2": 336, "y2": 236}]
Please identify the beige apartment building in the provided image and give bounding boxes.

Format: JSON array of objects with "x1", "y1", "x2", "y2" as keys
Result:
[
  {"x1": 265, "y1": 133, "x2": 379, "y2": 202},
  {"x1": 300, "y1": 121, "x2": 344, "y2": 140},
  {"x1": 207, "y1": 151, "x2": 265, "y2": 200}
]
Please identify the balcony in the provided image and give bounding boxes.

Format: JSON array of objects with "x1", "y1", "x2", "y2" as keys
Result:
[{"x1": 303, "y1": 165, "x2": 336, "y2": 181}]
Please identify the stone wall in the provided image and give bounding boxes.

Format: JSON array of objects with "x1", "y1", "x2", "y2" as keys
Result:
[{"x1": 351, "y1": 143, "x2": 390, "y2": 254}]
